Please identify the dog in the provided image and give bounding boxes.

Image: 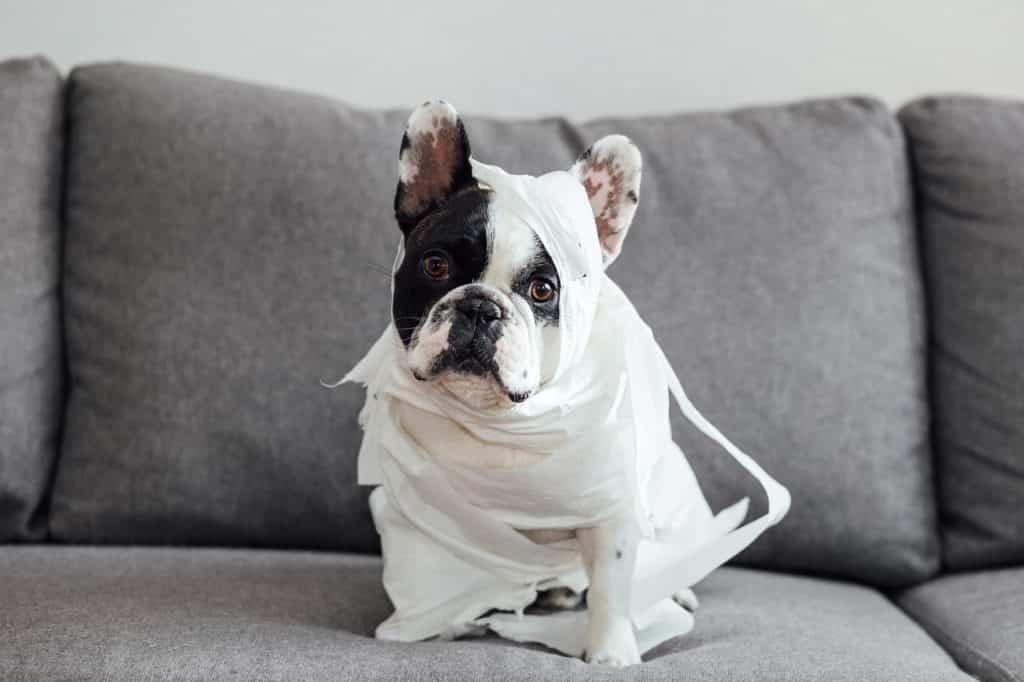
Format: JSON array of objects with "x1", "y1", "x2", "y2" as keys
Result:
[{"x1": 383, "y1": 100, "x2": 697, "y2": 666}]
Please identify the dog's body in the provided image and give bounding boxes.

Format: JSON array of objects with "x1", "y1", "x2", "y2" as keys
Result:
[{"x1": 385, "y1": 100, "x2": 673, "y2": 666}]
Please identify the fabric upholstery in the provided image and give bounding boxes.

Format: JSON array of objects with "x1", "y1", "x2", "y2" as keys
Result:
[
  {"x1": 900, "y1": 568, "x2": 1024, "y2": 682},
  {"x1": 49, "y1": 64, "x2": 577, "y2": 553},
  {"x1": 0, "y1": 546, "x2": 971, "y2": 681},
  {"x1": 590, "y1": 98, "x2": 937, "y2": 586},
  {"x1": 51, "y1": 64, "x2": 400, "y2": 551},
  {"x1": 51, "y1": 63, "x2": 937, "y2": 586},
  {"x1": 0, "y1": 56, "x2": 64, "y2": 541},
  {"x1": 900, "y1": 96, "x2": 1024, "y2": 571}
]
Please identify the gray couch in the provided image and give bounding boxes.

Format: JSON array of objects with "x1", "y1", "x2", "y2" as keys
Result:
[{"x1": 1, "y1": 56, "x2": 1022, "y2": 681}]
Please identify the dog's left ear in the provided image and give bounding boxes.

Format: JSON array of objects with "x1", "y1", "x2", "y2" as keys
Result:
[
  {"x1": 394, "y1": 100, "x2": 474, "y2": 234},
  {"x1": 569, "y1": 135, "x2": 642, "y2": 267}
]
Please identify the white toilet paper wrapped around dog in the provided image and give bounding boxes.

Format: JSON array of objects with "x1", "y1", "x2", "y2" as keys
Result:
[{"x1": 339, "y1": 159, "x2": 791, "y2": 656}]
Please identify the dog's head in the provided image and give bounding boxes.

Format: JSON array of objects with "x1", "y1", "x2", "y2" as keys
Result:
[{"x1": 392, "y1": 101, "x2": 642, "y2": 409}]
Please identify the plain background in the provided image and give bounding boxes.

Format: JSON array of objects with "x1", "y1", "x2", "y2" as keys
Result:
[{"x1": 1, "y1": 0, "x2": 1022, "y2": 119}]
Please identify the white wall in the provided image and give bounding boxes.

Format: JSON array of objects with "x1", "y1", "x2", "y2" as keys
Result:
[{"x1": 2, "y1": 0, "x2": 1022, "y2": 120}]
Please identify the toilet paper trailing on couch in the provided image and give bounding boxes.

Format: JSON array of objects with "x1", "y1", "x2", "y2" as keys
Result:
[{"x1": 340, "y1": 159, "x2": 791, "y2": 655}]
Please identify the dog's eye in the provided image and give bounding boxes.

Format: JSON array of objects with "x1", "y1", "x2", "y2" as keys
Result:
[
  {"x1": 529, "y1": 278, "x2": 556, "y2": 303},
  {"x1": 421, "y1": 253, "x2": 450, "y2": 280}
]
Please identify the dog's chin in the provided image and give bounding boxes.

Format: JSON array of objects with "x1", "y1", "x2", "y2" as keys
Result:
[
  {"x1": 439, "y1": 373, "x2": 515, "y2": 410},
  {"x1": 412, "y1": 363, "x2": 534, "y2": 411}
]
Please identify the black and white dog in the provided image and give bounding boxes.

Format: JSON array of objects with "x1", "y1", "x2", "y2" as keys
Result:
[{"x1": 386, "y1": 101, "x2": 688, "y2": 666}]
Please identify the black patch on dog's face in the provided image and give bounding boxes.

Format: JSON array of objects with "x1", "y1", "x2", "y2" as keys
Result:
[
  {"x1": 392, "y1": 187, "x2": 491, "y2": 347},
  {"x1": 429, "y1": 286, "x2": 503, "y2": 378},
  {"x1": 510, "y1": 236, "x2": 560, "y2": 324}
]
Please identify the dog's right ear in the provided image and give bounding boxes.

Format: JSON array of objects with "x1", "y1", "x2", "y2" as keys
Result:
[{"x1": 394, "y1": 100, "x2": 474, "y2": 234}]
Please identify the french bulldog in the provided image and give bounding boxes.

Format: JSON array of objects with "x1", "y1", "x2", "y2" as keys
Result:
[{"x1": 386, "y1": 100, "x2": 695, "y2": 666}]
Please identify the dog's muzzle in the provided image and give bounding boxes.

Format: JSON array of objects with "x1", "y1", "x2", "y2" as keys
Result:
[{"x1": 454, "y1": 293, "x2": 505, "y2": 328}]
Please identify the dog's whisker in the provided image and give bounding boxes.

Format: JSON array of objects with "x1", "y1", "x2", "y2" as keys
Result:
[{"x1": 361, "y1": 261, "x2": 395, "y2": 278}]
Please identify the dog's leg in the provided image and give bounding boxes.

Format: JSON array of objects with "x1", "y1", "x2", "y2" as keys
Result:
[
  {"x1": 438, "y1": 622, "x2": 489, "y2": 640},
  {"x1": 673, "y1": 588, "x2": 700, "y2": 612},
  {"x1": 533, "y1": 586, "x2": 584, "y2": 610},
  {"x1": 577, "y1": 518, "x2": 640, "y2": 667}
]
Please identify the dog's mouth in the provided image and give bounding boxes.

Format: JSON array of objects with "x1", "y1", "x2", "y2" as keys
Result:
[
  {"x1": 450, "y1": 353, "x2": 492, "y2": 376},
  {"x1": 426, "y1": 342, "x2": 494, "y2": 377},
  {"x1": 412, "y1": 347, "x2": 533, "y2": 405}
]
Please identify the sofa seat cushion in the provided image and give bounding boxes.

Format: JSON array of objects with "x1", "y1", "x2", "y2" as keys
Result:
[
  {"x1": 899, "y1": 568, "x2": 1024, "y2": 682},
  {"x1": 0, "y1": 546, "x2": 969, "y2": 681}
]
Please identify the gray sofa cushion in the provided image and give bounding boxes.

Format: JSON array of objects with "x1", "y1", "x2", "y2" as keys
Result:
[
  {"x1": 0, "y1": 57, "x2": 64, "y2": 541},
  {"x1": 51, "y1": 63, "x2": 938, "y2": 585},
  {"x1": 0, "y1": 546, "x2": 971, "y2": 681},
  {"x1": 900, "y1": 568, "x2": 1024, "y2": 682},
  {"x1": 49, "y1": 66, "x2": 576, "y2": 551},
  {"x1": 598, "y1": 99, "x2": 936, "y2": 587},
  {"x1": 900, "y1": 97, "x2": 1024, "y2": 571}
]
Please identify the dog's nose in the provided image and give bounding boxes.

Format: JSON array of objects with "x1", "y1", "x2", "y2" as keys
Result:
[{"x1": 456, "y1": 296, "x2": 503, "y2": 324}]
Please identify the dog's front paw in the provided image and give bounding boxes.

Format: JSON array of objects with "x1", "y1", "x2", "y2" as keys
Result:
[
  {"x1": 583, "y1": 617, "x2": 640, "y2": 667},
  {"x1": 438, "y1": 622, "x2": 488, "y2": 640}
]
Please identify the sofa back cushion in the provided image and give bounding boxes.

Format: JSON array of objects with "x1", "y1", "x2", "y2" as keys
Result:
[
  {"x1": 0, "y1": 57, "x2": 64, "y2": 541},
  {"x1": 597, "y1": 101, "x2": 937, "y2": 587},
  {"x1": 900, "y1": 97, "x2": 1024, "y2": 571},
  {"x1": 50, "y1": 63, "x2": 938, "y2": 586}
]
